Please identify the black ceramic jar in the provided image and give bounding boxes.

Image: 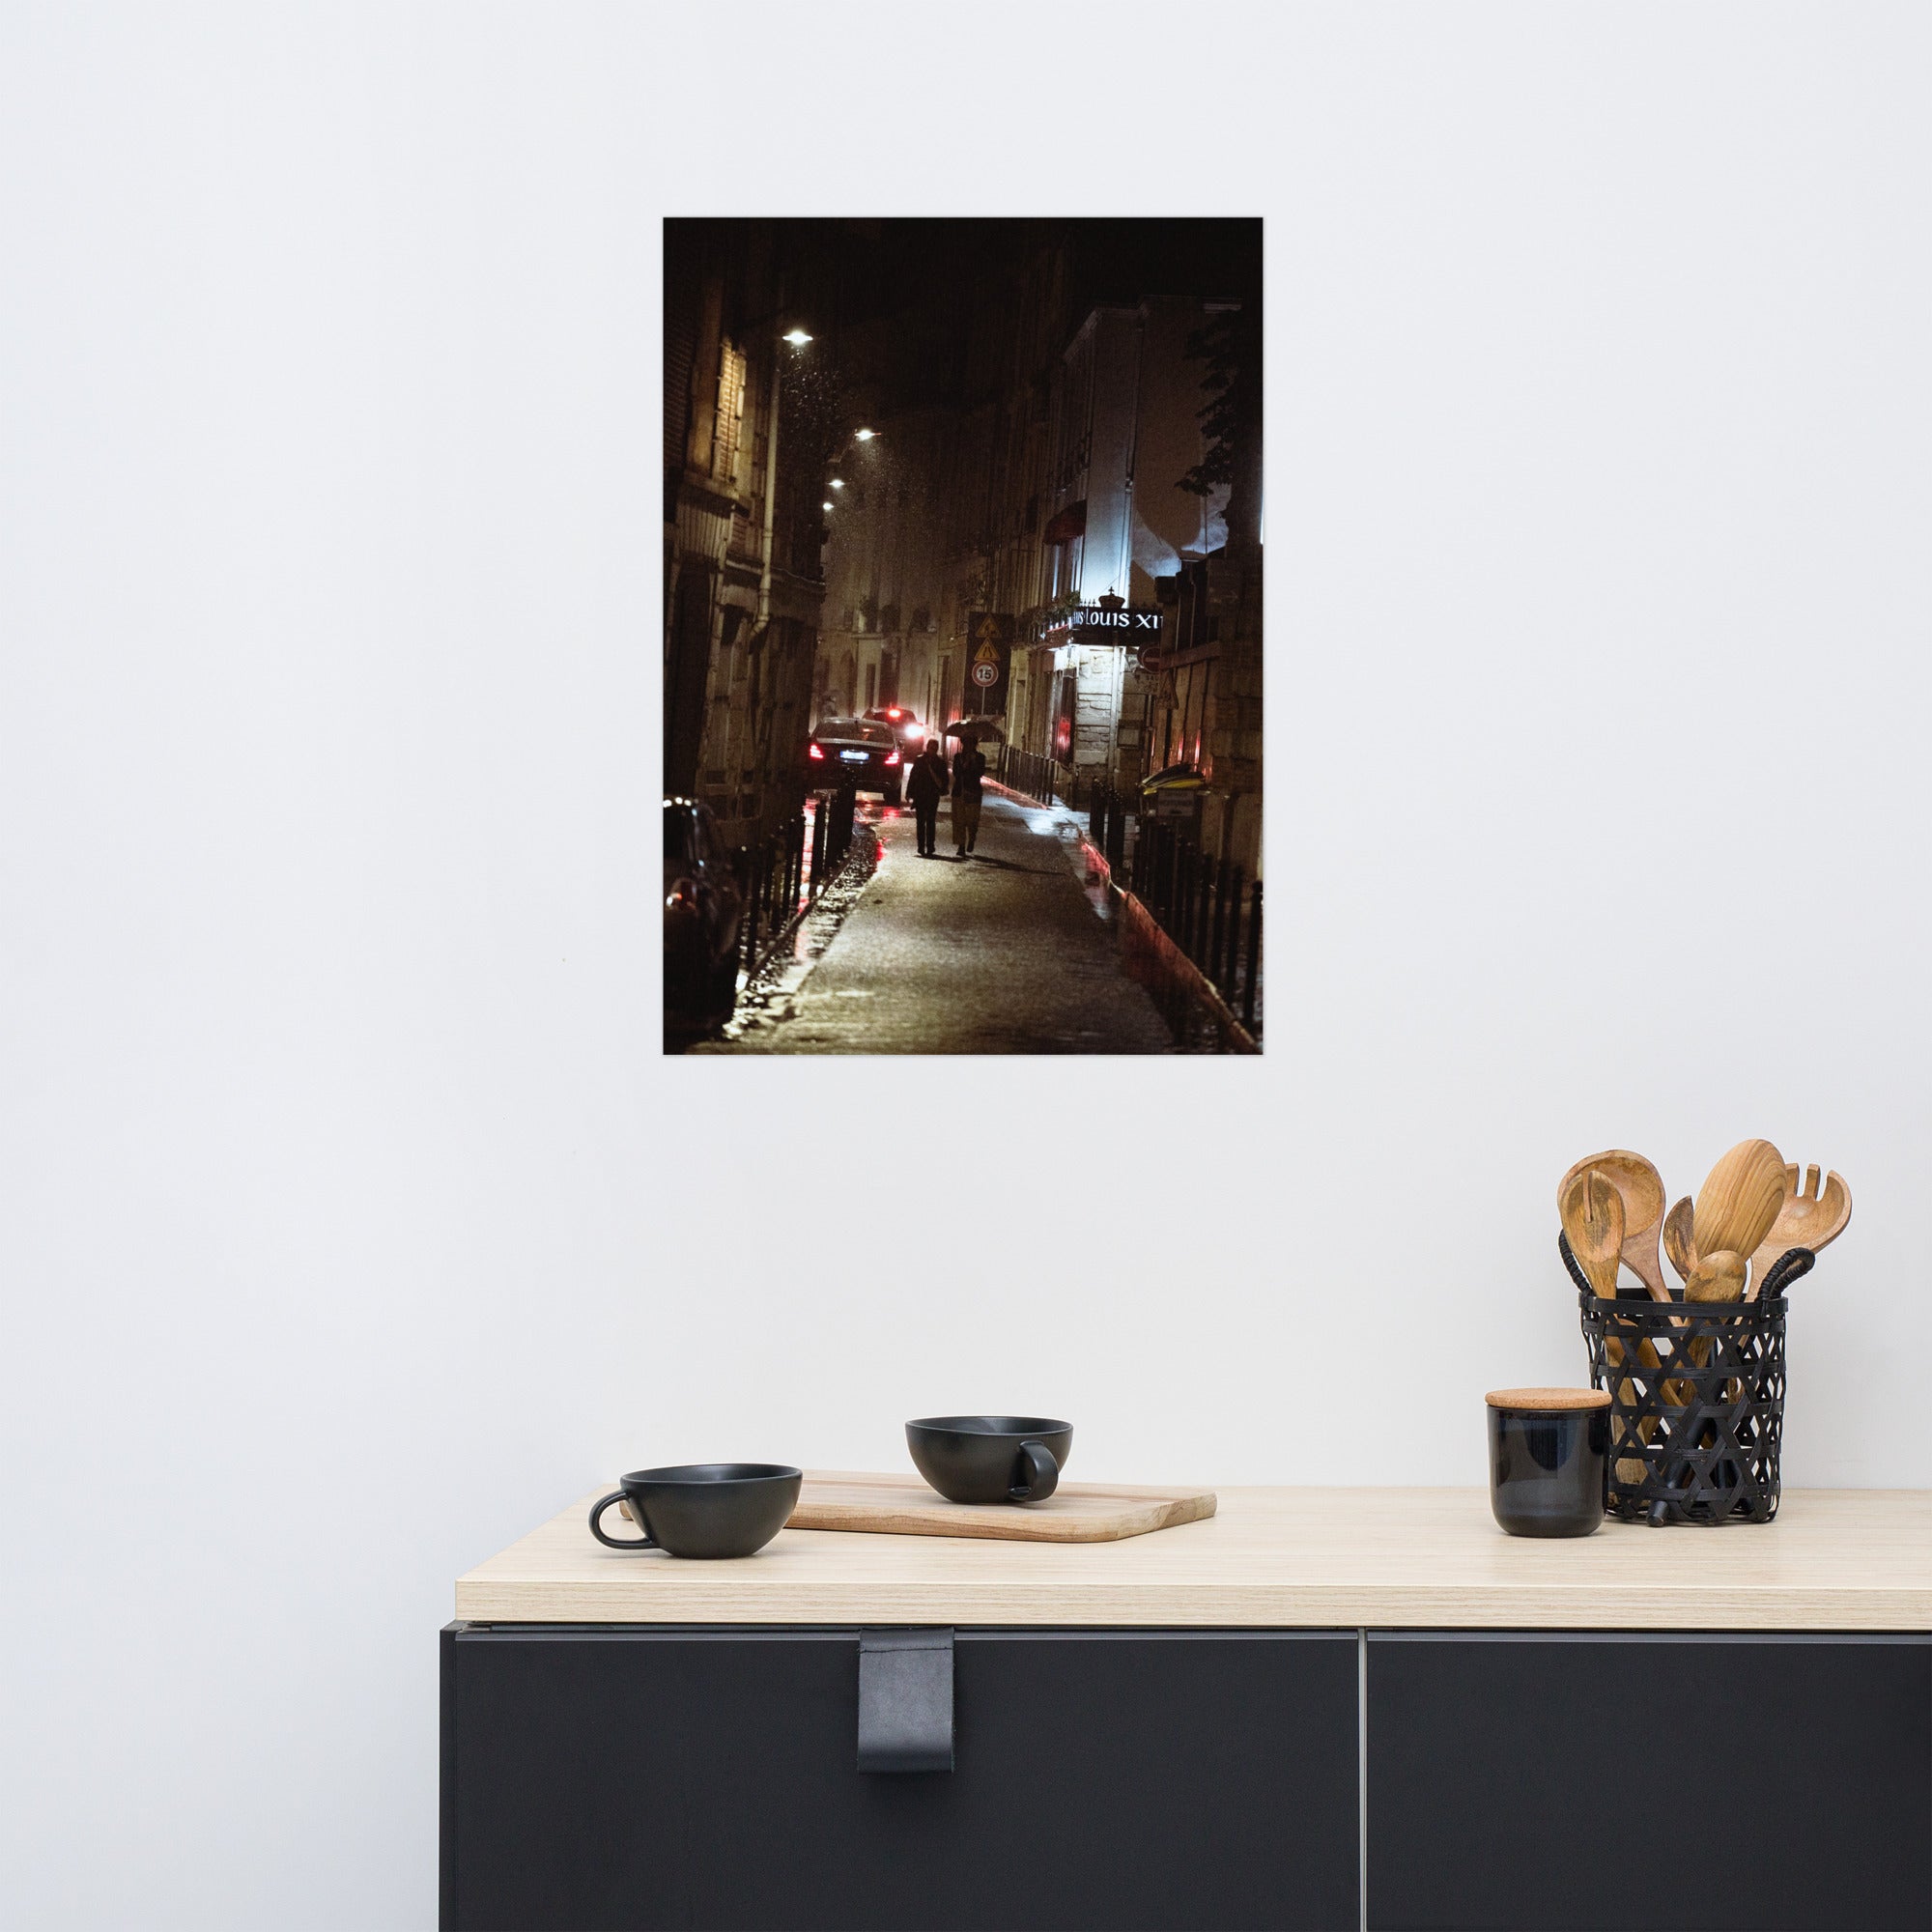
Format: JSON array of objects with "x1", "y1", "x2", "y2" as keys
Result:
[{"x1": 1485, "y1": 1388, "x2": 1608, "y2": 1538}]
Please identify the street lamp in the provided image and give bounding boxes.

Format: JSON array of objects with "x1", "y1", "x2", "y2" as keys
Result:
[
  {"x1": 854, "y1": 428, "x2": 876, "y2": 441},
  {"x1": 821, "y1": 500, "x2": 835, "y2": 511},
  {"x1": 782, "y1": 327, "x2": 813, "y2": 346},
  {"x1": 829, "y1": 478, "x2": 844, "y2": 490}
]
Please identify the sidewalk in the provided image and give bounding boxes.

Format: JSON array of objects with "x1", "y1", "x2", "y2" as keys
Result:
[{"x1": 696, "y1": 791, "x2": 1175, "y2": 1054}]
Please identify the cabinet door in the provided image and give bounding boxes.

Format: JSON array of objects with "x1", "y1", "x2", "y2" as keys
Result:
[
  {"x1": 442, "y1": 1625, "x2": 1359, "y2": 1932},
  {"x1": 1366, "y1": 1632, "x2": 1931, "y2": 1931}
]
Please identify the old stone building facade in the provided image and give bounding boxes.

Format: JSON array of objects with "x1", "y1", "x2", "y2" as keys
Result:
[{"x1": 663, "y1": 221, "x2": 826, "y2": 850}]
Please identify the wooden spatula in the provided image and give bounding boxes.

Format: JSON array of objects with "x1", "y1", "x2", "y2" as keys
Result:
[
  {"x1": 1561, "y1": 1169, "x2": 1651, "y2": 1483},
  {"x1": 1557, "y1": 1151, "x2": 1670, "y2": 1301},
  {"x1": 1559, "y1": 1168, "x2": 1624, "y2": 1296}
]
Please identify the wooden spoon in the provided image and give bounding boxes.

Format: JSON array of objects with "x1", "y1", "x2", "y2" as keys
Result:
[
  {"x1": 1747, "y1": 1165, "x2": 1852, "y2": 1298},
  {"x1": 1559, "y1": 1168, "x2": 1624, "y2": 1297},
  {"x1": 1692, "y1": 1140, "x2": 1786, "y2": 1269},
  {"x1": 1683, "y1": 1249, "x2": 1746, "y2": 1304},
  {"x1": 1557, "y1": 1151, "x2": 1669, "y2": 1301},
  {"x1": 1663, "y1": 1248, "x2": 1747, "y2": 1404},
  {"x1": 1662, "y1": 1196, "x2": 1697, "y2": 1285}
]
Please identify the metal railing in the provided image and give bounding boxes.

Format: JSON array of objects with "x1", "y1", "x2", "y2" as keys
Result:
[
  {"x1": 735, "y1": 784, "x2": 860, "y2": 977},
  {"x1": 997, "y1": 744, "x2": 1059, "y2": 805},
  {"x1": 1129, "y1": 817, "x2": 1264, "y2": 1036}
]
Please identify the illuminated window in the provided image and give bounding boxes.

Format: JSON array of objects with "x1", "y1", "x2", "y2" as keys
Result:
[{"x1": 714, "y1": 339, "x2": 746, "y2": 484}]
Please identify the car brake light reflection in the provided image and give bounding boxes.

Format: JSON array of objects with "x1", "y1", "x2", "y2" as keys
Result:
[{"x1": 808, "y1": 742, "x2": 825, "y2": 760}]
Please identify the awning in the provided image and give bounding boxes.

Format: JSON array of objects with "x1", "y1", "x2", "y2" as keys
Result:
[{"x1": 1041, "y1": 499, "x2": 1087, "y2": 545}]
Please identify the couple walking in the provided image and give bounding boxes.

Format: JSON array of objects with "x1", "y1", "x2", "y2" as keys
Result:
[{"x1": 906, "y1": 731, "x2": 988, "y2": 860}]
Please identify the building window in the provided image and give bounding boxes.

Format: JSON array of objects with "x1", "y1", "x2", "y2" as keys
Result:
[{"x1": 713, "y1": 339, "x2": 746, "y2": 485}]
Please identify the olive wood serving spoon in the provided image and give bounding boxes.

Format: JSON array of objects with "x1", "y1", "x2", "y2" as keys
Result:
[
  {"x1": 1747, "y1": 1166, "x2": 1851, "y2": 1299},
  {"x1": 1557, "y1": 1151, "x2": 1669, "y2": 1301},
  {"x1": 1662, "y1": 1197, "x2": 1697, "y2": 1285},
  {"x1": 1691, "y1": 1139, "x2": 1787, "y2": 1275},
  {"x1": 1664, "y1": 1248, "x2": 1747, "y2": 1405}
]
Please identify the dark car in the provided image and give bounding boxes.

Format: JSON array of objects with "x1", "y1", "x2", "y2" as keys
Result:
[
  {"x1": 664, "y1": 797, "x2": 743, "y2": 1030},
  {"x1": 807, "y1": 716, "x2": 903, "y2": 804},
  {"x1": 865, "y1": 704, "x2": 928, "y2": 764}
]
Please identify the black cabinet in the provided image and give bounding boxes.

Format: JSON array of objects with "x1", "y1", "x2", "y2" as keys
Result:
[
  {"x1": 442, "y1": 1625, "x2": 1360, "y2": 1932},
  {"x1": 1365, "y1": 1632, "x2": 1932, "y2": 1931}
]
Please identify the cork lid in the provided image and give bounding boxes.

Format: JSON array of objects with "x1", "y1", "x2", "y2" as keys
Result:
[{"x1": 1485, "y1": 1386, "x2": 1611, "y2": 1411}]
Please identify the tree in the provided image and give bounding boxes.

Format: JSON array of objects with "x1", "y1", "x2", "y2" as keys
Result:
[{"x1": 1176, "y1": 298, "x2": 1263, "y2": 554}]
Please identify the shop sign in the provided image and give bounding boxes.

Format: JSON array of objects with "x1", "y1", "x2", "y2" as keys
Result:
[{"x1": 1046, "y1": 604, "x2": 1165, "y2": 638}]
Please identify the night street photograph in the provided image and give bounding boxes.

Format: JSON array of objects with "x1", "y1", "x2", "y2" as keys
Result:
[{"x1": 665, "y1": 217, "x2": 1262, "y2": 1054}]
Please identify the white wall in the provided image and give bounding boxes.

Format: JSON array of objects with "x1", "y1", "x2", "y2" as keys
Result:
[{"x1": 4, "y1": 5, "x2": 1927, "y2": 1927}]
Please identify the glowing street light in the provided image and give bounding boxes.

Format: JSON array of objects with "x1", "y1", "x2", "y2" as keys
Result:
[
  {"x1": 821, "y1": 500, "x2": 835, "y2": 511},
  {"x1": 829, "y1": 478, "x2": 844, "y2": 490},
  {"x1": 854, "y1": 428, "x2": 876, "y2": 441},
  {"x1": 782, "y1": 327, "x2": 813, "y2": 345}
]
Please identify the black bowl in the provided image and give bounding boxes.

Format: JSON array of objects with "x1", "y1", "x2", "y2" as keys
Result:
[
  {"x1": 588, "y1": 1462, "x2": 802, "y2": 1558},
  {"x1": 906, "y1": 1416, "x2": 1073, "y2": 1505}
]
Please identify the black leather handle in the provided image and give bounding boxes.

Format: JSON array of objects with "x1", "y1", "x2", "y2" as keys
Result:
[
  {"x1": 1557, "y1": 1230, "x2": 1597, "y2": 1297},
  {"x1": 1757, "y1": 1246, "x2": 1815, "y2": 1300},
  {"x1": 587, "y1": 1491, "x2": 656, "y2": 1550},
  {"x1": 857, "y1": 1630, "x2": 954, "y2": 1774},
  {"x1": 1009, "y1": 1439, "x2": 1060, "y2": 1502}
]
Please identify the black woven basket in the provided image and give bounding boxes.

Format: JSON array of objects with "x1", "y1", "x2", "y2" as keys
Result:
[{"x1": 1566, "y1": 1235, "x2": 1811, "y2": 1526}]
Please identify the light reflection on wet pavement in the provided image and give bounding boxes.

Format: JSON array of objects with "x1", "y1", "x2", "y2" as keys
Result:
[{"x1": 691, "y1": 789, "x2": 1175, "y2": 1055}]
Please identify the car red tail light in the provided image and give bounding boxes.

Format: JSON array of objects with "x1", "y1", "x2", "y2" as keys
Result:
[
  {"x1": 884, "y1": 751, "x2": 900, "y2": 765},
  {"x1": 665, "y1": 876, "x2": 699, "y2": 911},
  {"x1": 808, "y1": 742, "x2": 825, "y2": 760}
]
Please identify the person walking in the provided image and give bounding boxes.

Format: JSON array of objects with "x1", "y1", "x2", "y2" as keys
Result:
[
  {"x1": 950, "y1": 729, "x2": 987, "y2": 858},
  {"x1": 906, "y1": 737, "x2": 947, "y2": 857}
]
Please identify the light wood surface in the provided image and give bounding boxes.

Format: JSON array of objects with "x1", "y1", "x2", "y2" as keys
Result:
[
  {"x1": 454, "y1": 1484, "x2": 1932, "y2": 1631},
  {"x1": 1559, "y1": 1150, "x2": 1668, "y2": 1301},
  {"x1": 785, "y1": 1472, "x2": 1214, "y2": 1542},
  {"x1": 1749, "y1": 1163, "x2": 1852, "y2": 1297}
]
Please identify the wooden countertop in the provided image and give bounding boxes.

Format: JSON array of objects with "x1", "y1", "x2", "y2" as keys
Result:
[{"x1": 454, "y1": 1482, "x2": 1932, "y2": 1631}]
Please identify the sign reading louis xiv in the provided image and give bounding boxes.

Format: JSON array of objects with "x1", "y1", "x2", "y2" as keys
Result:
[
  {"x1": 964, "y1": 612, "x2": 1012, "y2": 715},
  {"x1": 1049, "y1": 604, "x2": 1164, "y2": 636}
]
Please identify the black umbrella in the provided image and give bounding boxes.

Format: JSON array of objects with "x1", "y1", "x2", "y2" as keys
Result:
[{"x1": 945, "y1": 718, "x2": 1007, "y2": 741}]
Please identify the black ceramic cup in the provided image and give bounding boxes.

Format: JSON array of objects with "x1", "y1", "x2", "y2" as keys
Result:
[
  {"x1": 587, "y1": 1463, "x2": 802, "y2": 1558},
  {"x1": 905, "y1": 1416, "x2": 1072, "y2": 1505},
  {"x1": 1486, "y1": 1389, "x2": 1608, "y2": 1538}
]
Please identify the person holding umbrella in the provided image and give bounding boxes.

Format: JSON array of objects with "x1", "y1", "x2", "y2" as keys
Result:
[
  {"x1": 948, "y1": 725, "x2": 988, "y2": 858},
  {"x1": 906, "y1": 737, "x2": 948, "y2": 857}
]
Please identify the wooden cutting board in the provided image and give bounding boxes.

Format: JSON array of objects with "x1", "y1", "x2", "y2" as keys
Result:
[{"x1": 785, "y1": 1470, "x2": 1217, "y2": 1544}]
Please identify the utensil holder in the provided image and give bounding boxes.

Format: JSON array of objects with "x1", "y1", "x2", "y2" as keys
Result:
[{"x1": 1576, "y1": 1284, "x2": 1789, "y2": 1526}]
